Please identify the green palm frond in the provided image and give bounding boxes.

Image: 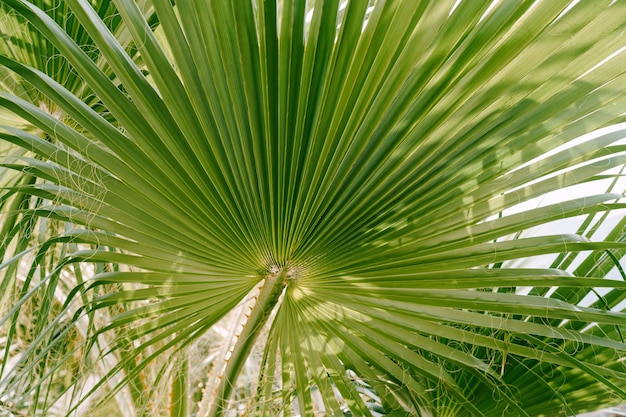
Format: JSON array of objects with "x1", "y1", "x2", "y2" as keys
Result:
[
  {"x1": 1, "y1": 1, "x2": 626, "y2": 416},
  {"x1": 0, "y1": 0, "x2": 158, "y2": 123},
  {"x1": 0, "y1": 2, "x2": 161, "y2": 416}
]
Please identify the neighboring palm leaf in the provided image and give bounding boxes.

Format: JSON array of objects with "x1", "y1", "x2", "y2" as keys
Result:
[
  {"x1": 0, "y1": 0, "x2": 160, "y2": 123},
  {"x1": 0, "y1": 2, "x2": 160, "y2": 416},
  {"x1": 1, "y1": 1, "x2": 626, "y2": 417}
]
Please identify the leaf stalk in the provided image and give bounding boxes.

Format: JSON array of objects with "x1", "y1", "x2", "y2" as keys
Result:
[{"x1": 205, "y1": 270, "x2": 287, "y2": 417}]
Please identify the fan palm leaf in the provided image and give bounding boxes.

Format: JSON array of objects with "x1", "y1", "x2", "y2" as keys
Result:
[{"x1": 1, "y1": 1, "x2": 626, "y2": 416}]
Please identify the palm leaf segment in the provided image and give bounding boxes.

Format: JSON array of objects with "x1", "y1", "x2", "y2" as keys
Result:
[
  {"x1": 0, "y1": 0, "x2": 158, "y2": 125},
  {"x1": 2, "y1": 1, "x2": 626, "y2": 416}
]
